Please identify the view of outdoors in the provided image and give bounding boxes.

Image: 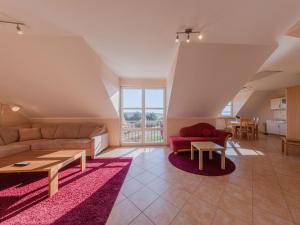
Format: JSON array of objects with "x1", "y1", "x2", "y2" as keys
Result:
[{"x1": 121, "y1": 88, "x2": 165, "y2": 144}]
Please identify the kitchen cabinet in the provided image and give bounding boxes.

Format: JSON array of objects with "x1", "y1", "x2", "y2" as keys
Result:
[
  {"x1": 266, "y1": 120, "x2": 287, "y2": 136},
  {"x1": 270, "y1": 98, "x2": 286, "y2": 110}
]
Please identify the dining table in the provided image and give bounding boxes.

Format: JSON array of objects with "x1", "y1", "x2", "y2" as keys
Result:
[{"x1": 229, "y1": 120, "x2": 256, "y2": 138}]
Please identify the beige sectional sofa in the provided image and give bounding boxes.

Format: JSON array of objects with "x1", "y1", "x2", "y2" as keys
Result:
[{"x1": 0, "y1": 123, "x2": 108, "y2": 158}]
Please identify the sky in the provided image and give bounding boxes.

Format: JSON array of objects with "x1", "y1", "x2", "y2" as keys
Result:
[{"x1": 122, "y1": 88, "x2": 164, "y2": 108}]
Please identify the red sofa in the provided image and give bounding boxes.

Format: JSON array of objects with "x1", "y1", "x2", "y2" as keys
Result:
[{"x1": 169, "y1": 123, "x2": 231, "y2": 153}]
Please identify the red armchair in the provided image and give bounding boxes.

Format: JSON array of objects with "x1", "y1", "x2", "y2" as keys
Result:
[{"x1": 169, "y1": 123, "x2": 231, "y2": 154}]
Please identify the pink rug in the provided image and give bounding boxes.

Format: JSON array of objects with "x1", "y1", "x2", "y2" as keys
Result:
[{"x1": 0, "y1": 157, "x2": 132, "y2": 225}]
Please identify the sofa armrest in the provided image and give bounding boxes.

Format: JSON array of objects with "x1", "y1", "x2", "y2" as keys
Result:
[
  {"x1": 90, "y1": 133, "x2": 109, "y2": 158},
  {"x1": 215, "y1": 130, "x2": 232, "y2": 148}
]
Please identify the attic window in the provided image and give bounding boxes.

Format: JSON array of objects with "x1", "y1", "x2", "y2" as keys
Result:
[{"x1": 221, "y1": 101, "x2": 233, "y2": 117}]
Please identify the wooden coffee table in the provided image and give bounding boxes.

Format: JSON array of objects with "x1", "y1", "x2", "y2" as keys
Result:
[
  {"x1": 191, "y1": 142, "x2": 226, "y2": 170},
  {"x1": 0, "y1": 150, "x2": 86, "y2": 197}
]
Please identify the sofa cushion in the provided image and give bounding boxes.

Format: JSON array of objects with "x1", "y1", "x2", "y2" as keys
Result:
[
  {"x1": 89, "y1": 126, "x2": 106, "y2": 138},
  {"x1": 19, "y1": 128, "x2": 42, "y2": 141},
  {"x1": 54, "y1": 124, "x2": 80, "y2": 139},
  {"x1": 0, "y1": 136, "x2": 4, "y2": 146},
  {"x1": 32, "y1": 124, "x2": 57, "y2": 139},
  {"x1": 0, "y1": 128, "x2": 19, "y2": 144},
  {"x1": 78, "y1": 124, "x2": 98, "y2": 138},
  {"x1": 30, "y1": 139, "x2": 61, "y2": 150},
  {"x1": 0, "y1": 143, "x2": 29, "y2": 158},
  {"x1": 56, "y1": 139, "x2": 91, "y2": 150}
]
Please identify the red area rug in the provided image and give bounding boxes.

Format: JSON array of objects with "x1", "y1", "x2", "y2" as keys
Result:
[
  {"x1": 0, "y1": 157, "x2": 132, "y2": 225},
  {"x1": 169, "y1": 151, "x2": 235, "y2": 176}
]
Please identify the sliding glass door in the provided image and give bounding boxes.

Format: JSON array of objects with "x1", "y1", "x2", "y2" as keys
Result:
[{"x1": 121, "y1": 88, "x2": 165, "y2": 145}]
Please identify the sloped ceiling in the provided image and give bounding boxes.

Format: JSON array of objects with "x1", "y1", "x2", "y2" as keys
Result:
[
  {"x1": 1, "y1": 0, "x2": 300, "y2": 78},
  {"x1": 0, "y1": 35, "x2": 118, "y2": 118},
  {"x1": 0, "y1": 1, "x2": 300, "y2": 119},
  {"x1": 167, "y1": 43, "x2": 276, "y2": 118}
]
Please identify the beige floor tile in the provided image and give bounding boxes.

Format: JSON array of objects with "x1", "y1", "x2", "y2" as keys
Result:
[
  {"x1": 128, "y1": 164, "x2": 145, "y2": 177},
  {"x1": 102, "y1": 136, "x2": 300, "y2": 225},
  {"x1": 253, "y1": 194, "x2": 293, "y2": 221},
  {"x1": 121, "y1": 178, "x2": 144, "y2": 197},
  {"x1": 218, "y1": 193, "x2": 252, "y2": 224},
  {"x1": 181, "y1": 196, "x2": 217, "y2": 225},
  {"x1": 115, "y1": 192, "x2": 127, "y2": 205},
  {"x1": 146, "y1": 177, "x2": 170, "y2": 194},
  {"x1": 212, "y1": 209, "x2": 251, "y2": 225},
  {"x1": 171, "y1": 211, "x2": 203, "y2": 225},
  {"x1": 106, "y1": 199, "x2": 141, "y2": 225},
  {"x1": 223, "y1": 183, "x2": 252, "y2": 203},
  {"x1": 160, "y1": 187, "x2": 191, "y2": 208},
  {"x1": 228, "y1": 174, "x2": 252, "y2": 190},
  {"x1": 144, "y1": 198, "x2": 179, "y2": 225},
  {"x1": 129, "y1": 187, "x2": 159, "y2": 211},
  {"x1": 253, "y1": 209, "x2": 295, "y2": 225},
  {"x1": 193, "y1": 181, "x2": 225, "y2": 205},
  {"x1": 135, "y1": 171, "x2": 157, "y2": 185},
  {"x1": 129, "y1": 213, "x2": 154, "y2": 225}
]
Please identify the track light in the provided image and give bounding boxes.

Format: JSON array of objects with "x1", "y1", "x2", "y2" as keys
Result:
[
  {"x1": 16, "y1": 24, "x2": 24, "y2": 35},
  {"x1": 0, "y1": 20, "x2": 25, "y2": 35},
  {"x1": 175, "y1": 28, "x2": 203, "y2": 43},
  {"x1": 175, "y1": 34, "x2": 179, "y2": 43},
  {"x1": 186, "y1": 34, "x2": 190, "y2": 43}
]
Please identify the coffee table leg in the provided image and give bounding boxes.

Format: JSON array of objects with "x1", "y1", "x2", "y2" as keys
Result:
[
  {"x1": 81, "y1": 152, "x2": 86, "y2": 171},
  {"x1": 209, "y1": 150, "x2": 213, "y2": 160},
  {"x1": 48, "y1": 167, "x2": 58, "y2": 197},
  {"x1": 199, "y1": 150, "x2": 203, "y2": 170},
  {"x1": 191, "y1": 145, "x2": 194, "y2": 160},
  {"x1": 221, "y1": 150, "x2": 225, "y2": 170}
]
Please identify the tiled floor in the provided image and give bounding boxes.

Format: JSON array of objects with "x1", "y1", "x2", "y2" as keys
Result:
[{"x1": 102, "y1": 135, "x2": 300, "y2": 225}]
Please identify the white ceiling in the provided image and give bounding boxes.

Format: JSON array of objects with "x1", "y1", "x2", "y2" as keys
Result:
[{"x1": 1, "y1": 0, "x2": 300, "y2": 78}]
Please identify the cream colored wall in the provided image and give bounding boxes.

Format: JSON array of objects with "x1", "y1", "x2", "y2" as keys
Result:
[
  {"x1": 287, "y1": 86, "x2": 300, "y2": 139},
  {"x1": 0, "y1": 104, "x2": 30, "y2": 127},
  {"x1": 30, "y1": 118, "x2": 120, "y2": 146},
  {"x1": 120, "y1": 78, "x2": 166, "y2": 88}
]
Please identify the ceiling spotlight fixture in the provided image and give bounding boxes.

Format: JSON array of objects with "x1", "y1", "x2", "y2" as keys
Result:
[
  {"x1": 186, "y1": 34, "x2": 190, "y2": 43},
  {"x1": 0, "y1": 20, "x2": 25, "y2": 35},
  {"x1": 198, "y1": 33, "x2": 203, "y2": 40},
  {"x1": 16, "y1": 24, "x2": 24, "y2": 35},
  {"x1": 175, "y1": 34, "x2": 179, "y2": 43},
  {"x1": 175, "y1": 28, "x2": 203, "y2": 43}
]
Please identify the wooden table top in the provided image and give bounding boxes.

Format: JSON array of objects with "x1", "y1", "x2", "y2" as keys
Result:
[
  {"x1": 230, "y1": 121, "x2": 255, "y2": 126},
  {"x1": 0, "y1": 150, "x2": 85, "y2": 173},
  {"x1": 191, "y1": 141, "x2": 224, "y2": 150}
]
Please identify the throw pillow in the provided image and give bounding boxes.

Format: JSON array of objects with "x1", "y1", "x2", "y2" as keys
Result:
[
  {"x1": 19, "y1": 128, "x2": 42, "y2": 141},
  {"x1": 0, "y1": 128, "x2": 19, "y2": 144}
]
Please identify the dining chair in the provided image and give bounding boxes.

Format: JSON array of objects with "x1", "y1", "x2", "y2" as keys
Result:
[
  {"x1": 253, "y1": 117, "x2": 259, "y2": 139},
  {"x1": 238, "y1": 118, "x2": 250, "y2": 139},
  {"x1": 224, "y1": 118, "x2": 234, "y2": 134}
]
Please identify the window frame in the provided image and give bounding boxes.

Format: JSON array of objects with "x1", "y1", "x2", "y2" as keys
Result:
[
  {"x1": 220, "y1": 101, "x2": 233, "y2": 117},
  {"x1": 120, "y1": 87, "x2": 166, "y2": 146}
]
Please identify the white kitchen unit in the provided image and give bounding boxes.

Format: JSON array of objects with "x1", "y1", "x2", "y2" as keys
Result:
[
  {"x1": 266, "y1": 120, "x2": 287, "y2": 136},
  {"x1": 270, "y1": 98, "x2": 286, "y2": 110}
]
